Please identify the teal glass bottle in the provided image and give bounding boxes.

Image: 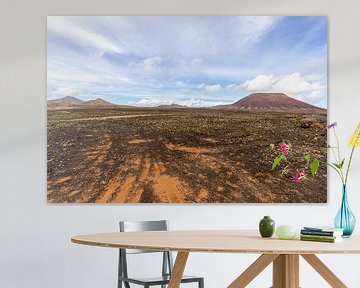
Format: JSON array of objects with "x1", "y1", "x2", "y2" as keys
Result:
[
  {"x1": 259, "y1": 216, "x2": 275, "y2": 238},
  {"x1": 334, "y1": 185, "x2": 356, "y2": 237}
]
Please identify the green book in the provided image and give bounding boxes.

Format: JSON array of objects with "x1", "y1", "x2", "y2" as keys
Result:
[
  {"x1": 300, "y1": 234, "x2": 339, "y2": 240},
  {"x1": 300, "y1": 236, "x2": 342, "y2": 243}
]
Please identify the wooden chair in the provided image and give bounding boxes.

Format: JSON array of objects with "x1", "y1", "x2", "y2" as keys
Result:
[{"x1": 118, "y1": 220, "x2": 204, "y2": 288}]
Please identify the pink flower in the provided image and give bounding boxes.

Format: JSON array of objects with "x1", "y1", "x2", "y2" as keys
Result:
[
  {"x1": 279, "y1": 143, "x2": 289, "y2": 155},
  {"x1": 293, "y1": 169, "x2": 305, "y2": 183}
]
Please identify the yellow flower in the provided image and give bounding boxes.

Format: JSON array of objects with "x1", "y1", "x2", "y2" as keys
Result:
[{"x1": 349, "y1": 122, "x2": 360, "y2": 147}]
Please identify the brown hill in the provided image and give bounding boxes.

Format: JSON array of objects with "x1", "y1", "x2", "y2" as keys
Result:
[
  {"x1": 83, "y1": 98, "x2": 115, "y2": 106},
  {"x1": 47, "y1": 96, "x2": 118, "y2": 110},
  {"x1": 214, "y1": 93, "x2": 326, "y2": 113},
  {"x1": 48, "y1": 96, "x2": 85, "y2": 105}
]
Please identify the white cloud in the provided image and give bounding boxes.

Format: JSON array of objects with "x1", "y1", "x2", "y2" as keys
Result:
[
  {"x1": 241, "y1": 74, "x2": 276, "y2": 91},
  {"x1": 183, "y1": 98, "x2": 202, "y2": 107},
  {"x1": 135, "y1": 98, "x2": 173, "y2": 107},
  {"x1": 273, "y1": 73, "x2": 325, "y2": 95},
  {"x1": 133, "y1": 98, "x2": 228, "y2": 108},
  {"x1": 192, "y1": 58, "x2": 204, "y2": 66},
  {"x1": 128, "y1": 56, "x2": 164, "y2": 73},
  {"x1": 141, "y1": 56, "x2": 163, "y2": 72},
  {"x1": 198, "y1": 84, "x2": 221, "y2": 93},
  {"x1": 47, "y1": 17, "x2": 123, "y2": 55},
  {"x1": 241, "y1": 72, "x2": 326, "y2": 104},
  {"x1": 226, "y1": 84, "x2": 242, "y2": 93},
  {"x1": 307, "y1": 90, "x2": 324, "y2": 100},
  {"x1": 48, "y1": 85, "x2": 81, "y2": 99},
  {"x1": 205, "y1": 85, "x2": 221, "y2": 93},
  {"x1": 304, "y1": 73, "x2": 322, "y2": 81},
  {"x1": 48, "y1": 66, "x2": 135, "y2": 85},
  {"x1": 237, "y1": 16, "x2": 282, "y2": 47},
  {"x1": 182, "y1": 98, "x2": 228, "y2": 107}
]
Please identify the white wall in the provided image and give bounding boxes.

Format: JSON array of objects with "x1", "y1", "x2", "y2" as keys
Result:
[{"x1": 1, "y1": 0, "x2": 360, "y2": 287}]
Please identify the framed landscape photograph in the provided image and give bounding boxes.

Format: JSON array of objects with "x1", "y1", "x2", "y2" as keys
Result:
[{"x1": 47, "y1": 16, "x2": 327, "y2": 203}]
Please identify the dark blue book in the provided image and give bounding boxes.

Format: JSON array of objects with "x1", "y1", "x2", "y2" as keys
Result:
[{"x1": 301, "y1": 227, "x2": 343, "y2": 237}]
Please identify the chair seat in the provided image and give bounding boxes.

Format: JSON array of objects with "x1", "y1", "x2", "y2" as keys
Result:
[{"x1": 119, "y1": 274, "x2": 203, "y2": 286}]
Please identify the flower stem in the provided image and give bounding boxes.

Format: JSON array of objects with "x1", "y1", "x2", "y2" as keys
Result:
[
  {"x1": 330, "y1": 148, "x2": 339, "y2": 164},
  {"x1": 333, "y1": 128, "x2": 342, "y2": 163},
  {"x1": 332, "y1": 128, "x2": 346, "y2": 183},
  {"x1": 345, "y1": 145, "x2": 356, "y2": 185},
  {"x1": 345, "y1": 129, "x2": 360, "y2": 185}
]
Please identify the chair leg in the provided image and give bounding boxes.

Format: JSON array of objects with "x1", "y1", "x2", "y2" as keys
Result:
[
  {"x1": 118, "y1": 250, "x2": 122, "y2": 288},
  {"x1": 199, "y1": 278, "x2": 204, "y2": 288},
  {"x1": 161, "y1": 252, "x2": 168, "y2": 288}
]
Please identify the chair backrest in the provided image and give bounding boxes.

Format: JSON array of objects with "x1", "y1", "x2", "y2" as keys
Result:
[
  {"x1": 119, "y1": 220, "x2": 169, "y2": 254},
  {"x1": 118, "y1": 220, "x2": 174, "y2": 281}
]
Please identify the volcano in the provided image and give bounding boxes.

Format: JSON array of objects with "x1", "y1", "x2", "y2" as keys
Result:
[
  {"x1": 219, "y1": 93, "x2": 326, "y2": 113},
  {"x1": 47, "y1": 96, "x2": 85, "y2": 105}
]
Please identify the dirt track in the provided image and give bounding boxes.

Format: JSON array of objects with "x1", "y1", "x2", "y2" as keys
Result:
[{"x1": 47, "y1": 108, "x2": 327, "y2": 203}]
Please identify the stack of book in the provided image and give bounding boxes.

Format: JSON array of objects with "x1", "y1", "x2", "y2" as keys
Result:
[{"x1": 300, "y1": 226, "x2": 344, "y2": 243}]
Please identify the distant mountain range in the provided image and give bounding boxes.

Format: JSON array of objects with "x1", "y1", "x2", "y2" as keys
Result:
[
  {"x1": 157, "y1": 104, "x2": 187, "y2": 109},
  {"x1": 47, "y1": 96, "x2": 120, "y2": 109},
  {"x1": 47, "y1": 93, "x2": 326, "y2": 113}
]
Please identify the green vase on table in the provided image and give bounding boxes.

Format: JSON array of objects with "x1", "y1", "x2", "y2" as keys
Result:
[{"x1": 259, "y1": 216, "x2": 275, "y2": 238}]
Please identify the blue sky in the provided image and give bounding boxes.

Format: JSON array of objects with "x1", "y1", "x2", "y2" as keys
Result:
[{"x1": 47, "y1": 16, "x2": 327, "y2": 108}]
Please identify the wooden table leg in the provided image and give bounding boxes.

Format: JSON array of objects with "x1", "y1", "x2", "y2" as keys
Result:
[
  {"x1": 288, "y1": 254, "x2": 299, "y2": 288},
  {"x1": 229, "y1": 253, "x2": 347, "y2": 288},
  {"x1": 228, "y1": 254, "x2": 279, "y2": 288},
  {"x1": 301, "y1": 254, "x2": 347, "y2": 288},
  {"x1": 272, "y1": 254, "x2": 299, "y2": 288},
  {"x1": 168, "y1": 252, "x2": 189, "y2": 288}
]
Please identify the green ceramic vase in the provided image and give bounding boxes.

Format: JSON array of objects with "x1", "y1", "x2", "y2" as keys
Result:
[{"x1": 259, "y1": 216, "x2": 275, "y2": 238}]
